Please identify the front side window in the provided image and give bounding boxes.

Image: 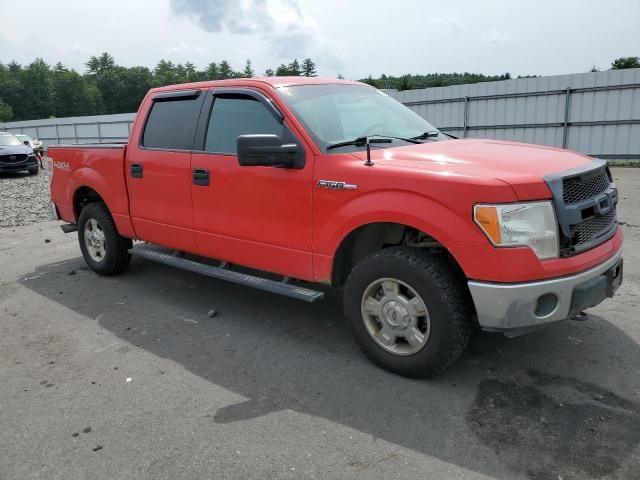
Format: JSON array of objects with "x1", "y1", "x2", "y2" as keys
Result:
[
  {"x1": 276, "y1": 84, "x2": 439, "y2": 151},
  {"x1": 205, "y1": 95, "x2": 283, "y2": 155},
  {"x1": 142, "y1": 97, "x2": 201, "y2": 150}
]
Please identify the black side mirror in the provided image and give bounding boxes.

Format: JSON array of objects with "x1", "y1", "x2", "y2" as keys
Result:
[
  {"x1": 237, "y1": 134, "x2": 301, "y2": 168},
  {"x1": 23, "y1": 140, "x2": 30, "y2": 146}
]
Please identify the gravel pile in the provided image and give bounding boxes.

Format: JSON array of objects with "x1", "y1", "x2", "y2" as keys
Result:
[{"x1": 0, "y1": 166, "x2": 52, "y2": 228}]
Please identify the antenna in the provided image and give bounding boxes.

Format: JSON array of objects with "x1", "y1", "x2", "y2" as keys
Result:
[{"x1": 364, "y1": 137, "x2": 374, "y2": 166}]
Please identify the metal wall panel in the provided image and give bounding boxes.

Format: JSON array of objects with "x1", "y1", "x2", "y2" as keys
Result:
[
  {"x1": 0, "y1": 113, "x2": 136, "y2": 148},
  {"x1": 388, "y1": 68, "x2": 640, "y2": 159}
]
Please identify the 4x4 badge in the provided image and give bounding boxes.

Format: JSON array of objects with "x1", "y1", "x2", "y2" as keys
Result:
[{"x1": 316, "y1": 180, "x2": 358, "y2": 190}]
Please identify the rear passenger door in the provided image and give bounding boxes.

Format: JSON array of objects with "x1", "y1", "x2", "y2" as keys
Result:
[
  {"x1": 190, "y1": 89, "x2": 314, "y2": 280},
  {"x1": 127, "y1": 90, "x2": 204, "y2": 253}
]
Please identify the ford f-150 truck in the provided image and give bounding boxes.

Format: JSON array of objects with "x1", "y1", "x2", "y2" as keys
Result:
[{"x1": 48, "y1": 77, "x2": 623, "y2": 377}]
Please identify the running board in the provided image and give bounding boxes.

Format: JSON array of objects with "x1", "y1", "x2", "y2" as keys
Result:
[{"x1": 128, "y1": 246, "x2": 324, "y2": 303}]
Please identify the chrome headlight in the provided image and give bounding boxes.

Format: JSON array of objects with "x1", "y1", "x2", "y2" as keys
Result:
[{"x1": 473, "y1": 201, "x2": 559, "y2": 260}]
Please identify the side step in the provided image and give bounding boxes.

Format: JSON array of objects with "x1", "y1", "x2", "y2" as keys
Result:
[{"x1": 128, "y1": 245, "x2": 325, "y2": 303}]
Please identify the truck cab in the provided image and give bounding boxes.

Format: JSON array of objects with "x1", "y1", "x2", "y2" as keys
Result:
[{"x1": 48, "y1": 77, "x2": 623, "y2": 377}]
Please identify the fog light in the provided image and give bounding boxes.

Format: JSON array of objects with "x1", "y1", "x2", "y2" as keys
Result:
[{"x1": 534, "y1": 293, "x2": 558, "y2": 317}]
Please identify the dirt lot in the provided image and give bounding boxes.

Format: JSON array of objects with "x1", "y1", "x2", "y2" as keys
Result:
[{"x1": 0, "y1": 168, "x2": 639, "y2": 480}]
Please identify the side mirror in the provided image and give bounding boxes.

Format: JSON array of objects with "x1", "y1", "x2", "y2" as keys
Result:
[
  {"x1": 237, "y1": 134, "x2": 300, "y2": 168},
  {"x1": 23, "y1": 140, "x2": 30, "y2": 146}
]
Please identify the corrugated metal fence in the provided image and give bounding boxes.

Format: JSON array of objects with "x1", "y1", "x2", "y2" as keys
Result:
[
  {"x1": 387, "y1": 68, "x2": 640, "y2": 159},
  {"x1": 0, "y1": 113, "x2": 135, "y2": 148},
  {"x1": 1, "y1": 68, "x2": 639, "y2": 159}
]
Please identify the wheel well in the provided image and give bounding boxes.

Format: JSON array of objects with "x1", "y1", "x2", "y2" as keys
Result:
[
  {"x1": 331, "y1": 222, "x2": 464, "y2": 287},
  {"x1": 73, "y1": 187, "x2": 104, "y2": 220}
]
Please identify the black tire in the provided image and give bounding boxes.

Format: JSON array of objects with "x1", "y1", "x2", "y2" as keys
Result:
[
  {"x1": 28, "y1": 165, "x2": 39, "y2": 175},
  {"x1": 344, "y1": 247, "x2": 473, "y2": 378},
  {"x1": 78, "y1": 202, "x2": 132, "y2": 276}
]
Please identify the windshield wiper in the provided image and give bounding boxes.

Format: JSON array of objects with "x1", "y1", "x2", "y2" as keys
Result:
[
  {"x1": 325, "y1": 136, "x2": 393, "y2": 151},
  {"x1": 411, "y1": 131, "x2": 440, "y2": 140},
  {"x1": 326, "y1": 134, "x2": 423, "y2": 151},
  {"x1": 412, "y1": 130, "x2": 458, "y2": 140}
]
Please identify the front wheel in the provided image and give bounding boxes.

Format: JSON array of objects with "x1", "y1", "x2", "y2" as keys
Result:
[
  {"x1": 343, "y1": 247, "x2": 473, "y2": 378},
  {"x1": 78, "y1": 202, "x2": 132, "y2": 275}
]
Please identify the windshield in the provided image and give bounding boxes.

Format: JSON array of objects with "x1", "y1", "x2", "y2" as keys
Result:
[
  {"x1": 276, "y1": 84, "x2": 439, "y2": 151},
  {"x1": 16, "y1": 134, "x2": 32, "y2": 142},
  {"x1": 0, "y1": 134, "x2": 22, "y2": 146}
]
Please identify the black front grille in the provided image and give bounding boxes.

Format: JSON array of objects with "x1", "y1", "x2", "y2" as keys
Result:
[
  {"x1": 562, "y1": 169, "x2": 610, "y2": 205},
  {"x1": 568, "y1": 211, "x2": 617, "y2": 251},
  {"x1": 546, "y1": 161, "x2": 619, "y2": 258},
  {"x1": 0, "y1": 153, "x2": 28, "y2": 163}
]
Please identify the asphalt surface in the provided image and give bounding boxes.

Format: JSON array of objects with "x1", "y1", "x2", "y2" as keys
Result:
[{"x1": 0, "y1": 168, "x2": 639, "y2": 480}]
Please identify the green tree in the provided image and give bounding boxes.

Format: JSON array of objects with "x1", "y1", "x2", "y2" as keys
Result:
[
  {"x1": 86, "y1": 52, "x2": 115, "y2": 75},
  {"x1": 275, "y1": 64, "x2": 289, "y2": 76},
  {"x1": 264, "y1": 68, "x2": 275, "y2": 77},
  {"x1": 204, "y1": 62, "x2": 220, "y2": 80},
  {"x1": 0, "y1": 98, "x2": 12, "y2": 121},
  {"x1": 362, "y1": 75, "x2": 377, "y2": 87},
  {"x1": 218, "y1": 60, "x2": 234, "y2": 79},
  {"x1": 242, "y1": 60, "x2": 255, "y2": 78},
  {"x1": 611, "y1": 56, "x2": 640, "y2": 69},
  {"x1": 398, "y1": 74, "x2": 412, "y2": 91},
  {"x1": 287, "y1": 59, "x2": 301, "y2": 76},
  {"x1": 301, "y1": 58, "x2": 317, "y2": 77}
]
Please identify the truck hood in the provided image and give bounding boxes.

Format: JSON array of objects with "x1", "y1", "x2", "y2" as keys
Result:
[
  {"x1": 0, "y1": 144, "x2": 33, "y2": 156},
  {"x1": 352, "y1": 138, "x2": 595, "y2": 200}
]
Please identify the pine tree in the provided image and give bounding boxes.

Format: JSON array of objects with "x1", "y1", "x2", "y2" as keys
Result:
[
  {"x1": 242, "y1": 60, "x2": 255, "y2": 78},
  {"x1": 205, "y1": 62, "x2": 219, "y2": 80},
  {"x1": 218, "y1": 60, "x2": 234, "y2": 79},
  {"x1": 275, "y1": 64, "x2": 289, "y2": 76},
  {"x1": 264, "y1": 68, "x2": 275, "y2": 77},
  {"x1": 287, "y1": 59, "x2": 302, "y2": 76},
  {"x1": 301, "y1": 58, "x2": 317, "y2": 77}
]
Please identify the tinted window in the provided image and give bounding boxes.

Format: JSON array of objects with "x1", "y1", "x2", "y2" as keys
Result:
[
  {"x1": 142, "y1": 98, "x2": 201, "y2": 150},
  {"x1": 205, "y1": 96, "x2": 283, "y2": 154}
]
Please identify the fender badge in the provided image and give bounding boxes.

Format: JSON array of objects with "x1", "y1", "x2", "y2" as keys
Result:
[{"x1": 316, "y1": 180, "x2": 358, "y2": 190}]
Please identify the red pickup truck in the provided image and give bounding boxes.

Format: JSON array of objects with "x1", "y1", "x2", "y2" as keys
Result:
[{"x1": 48, "y1": 77, "x2": 623, "y2": 377}]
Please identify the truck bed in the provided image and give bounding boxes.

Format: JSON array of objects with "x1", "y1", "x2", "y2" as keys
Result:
[{"x1": 48, "y1": 144, "x2": 135, "y2": 238}]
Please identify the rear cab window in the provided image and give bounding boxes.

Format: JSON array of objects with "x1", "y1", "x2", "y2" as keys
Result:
[{"x1": 142, "y1": 92, "x2": 203, "y2": 150}]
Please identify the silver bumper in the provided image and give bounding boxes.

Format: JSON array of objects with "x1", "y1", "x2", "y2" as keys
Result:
[{"x1": 468, "y1": 249, "x2": 623, "y2": 332}]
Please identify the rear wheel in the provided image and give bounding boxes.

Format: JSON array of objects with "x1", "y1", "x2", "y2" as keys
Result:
[
  {"x1": 344, "y1": 247, "x2": 473, "y2": 377},
  {"x1": 78, "y1": 202, "x2": 132, "y2": 275}
]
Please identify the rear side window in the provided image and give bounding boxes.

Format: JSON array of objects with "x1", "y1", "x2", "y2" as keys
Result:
[
  {"x1": 142, "y1": 97, "x2": 202, "y2": 150},
  {"x1": 205, "y1": 96, "x2": 283, "y2": 154}
]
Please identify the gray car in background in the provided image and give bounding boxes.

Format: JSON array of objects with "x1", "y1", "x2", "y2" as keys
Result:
[{"x1": 0, "y1": 133, "x2": 39, "y2": 174}]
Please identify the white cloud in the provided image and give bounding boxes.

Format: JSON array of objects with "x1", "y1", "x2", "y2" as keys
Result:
[
  {"x1": 481, "y1": 28, "x2": 515, "y2": 45},
  {"x1": 429, "y1": 16, "x2": 465, "y2": 34}
]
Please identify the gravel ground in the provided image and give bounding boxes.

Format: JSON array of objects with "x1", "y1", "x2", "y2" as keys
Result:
[{"x1": 0, "y1": 165, "x2": 51, "y2": 227}]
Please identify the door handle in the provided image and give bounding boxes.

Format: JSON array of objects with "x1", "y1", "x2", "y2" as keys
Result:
[
  {"x1": 192, "y1": 168, "x2": 210, "y2": 186},
  {"x1": 130, "y1": 163, "x2": 143, "y2": 178}
]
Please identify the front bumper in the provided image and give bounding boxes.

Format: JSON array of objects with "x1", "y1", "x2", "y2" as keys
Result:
[
  {"x1": 468, "y1": 248, "x2": 623, "y2": 332},
  {"x1": 0, "y1": 157, "x2": 38, "y2": 173}
]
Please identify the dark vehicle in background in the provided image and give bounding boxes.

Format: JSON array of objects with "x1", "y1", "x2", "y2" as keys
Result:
[
  {"x1": 0, "y1": 133, "x2": 39, "y2": 174},
  {"x1": 15, "y1": 134, "x2": 45, "y2": 166}
]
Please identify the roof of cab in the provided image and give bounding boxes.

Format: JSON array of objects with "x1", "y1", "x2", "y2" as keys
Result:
[{"x1": 147, "y1": 76, "x2": 364, "y2": 95}]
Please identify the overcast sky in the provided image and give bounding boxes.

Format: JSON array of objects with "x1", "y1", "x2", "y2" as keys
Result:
[{"x1": 1, "y1": 0, "x2": 639, "y2": 79}]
